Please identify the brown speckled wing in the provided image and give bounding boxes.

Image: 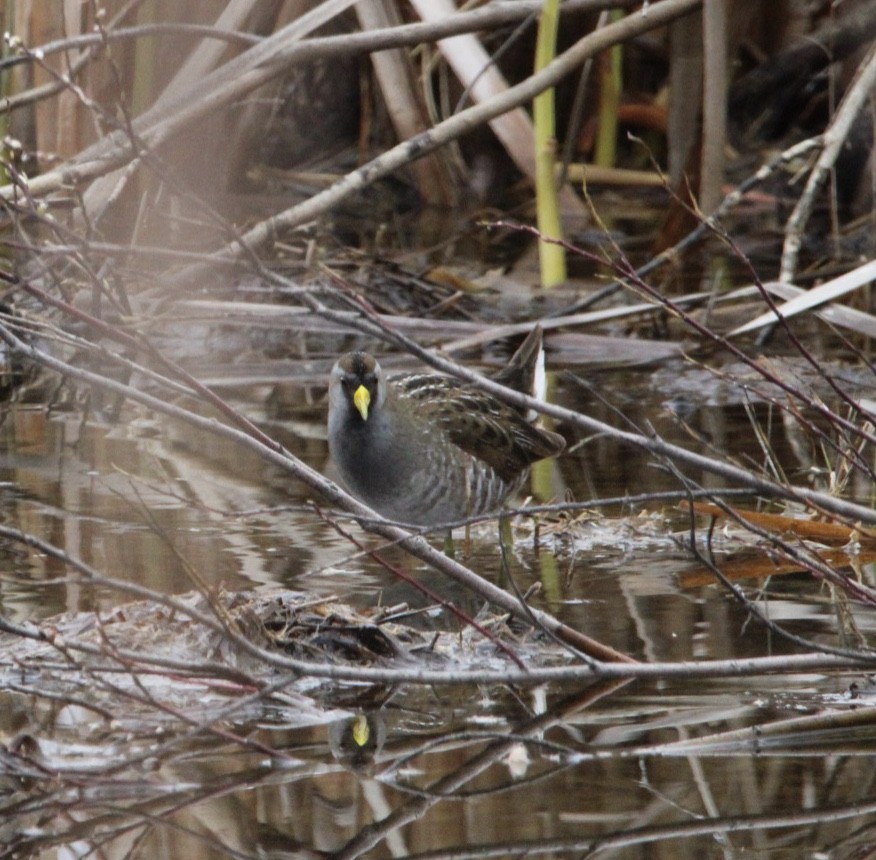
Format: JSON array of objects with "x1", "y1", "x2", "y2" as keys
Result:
[{"x1": 395, "y1": 375, "x2": 564, "y2": 483}]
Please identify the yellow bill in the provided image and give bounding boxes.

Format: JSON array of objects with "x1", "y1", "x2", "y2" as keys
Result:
[
  {"x1": 351, "y1": 714, "x2": 370, "y2": 747},
  {"x1": 353, "y1": 384, "x2": 371, "y2": 421}
]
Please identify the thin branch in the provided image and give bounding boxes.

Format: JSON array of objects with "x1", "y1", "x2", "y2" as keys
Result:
[
  {"x1": 0, "y1": 318, "x2": 632, "y2": 666},
  {"x1": 0, "y1": 0, "x2": 644, "y2": 201},
  {"x1": 162, "y1": 0, "x2": 702, "y2": 288}
]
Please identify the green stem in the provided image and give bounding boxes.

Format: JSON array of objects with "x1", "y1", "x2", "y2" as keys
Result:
[
  {"x1": 594, "y1": 9, "x2": 624, "y2": 168},
  {"x1": 533, "y1": 0, "x2": 566, "y2": 288}
]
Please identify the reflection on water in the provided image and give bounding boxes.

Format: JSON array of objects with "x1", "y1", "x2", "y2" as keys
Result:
[
  {"x1": 4, "y1": 678, "x2": 876, "y2": 858},
  {"x1": 1, "y1": 361, "x2": 875, "y2": 859}
]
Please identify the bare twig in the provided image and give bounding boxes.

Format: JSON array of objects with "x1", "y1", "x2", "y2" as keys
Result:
[
  {"x1": 0, "y1": 0, "x2": 646, "y2": 203},
  {"x1": 163, "y1": 0, "x2": 701, "y2": 288},
  {"x1": 0, "y1": 315, "x2": 634, "y2": 666}
]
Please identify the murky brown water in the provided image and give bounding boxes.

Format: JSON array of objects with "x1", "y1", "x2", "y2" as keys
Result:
[{"x1": 2, "y1": 356, "x2": 875, "y2": 859}]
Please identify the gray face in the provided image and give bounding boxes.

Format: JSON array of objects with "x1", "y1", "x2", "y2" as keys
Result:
[
  {"x1": 329, "y1": 352, "x2": 384, "y2": 428},
  {"x1": 329, "y1": 352, "x2": 414, "y2": 519}
]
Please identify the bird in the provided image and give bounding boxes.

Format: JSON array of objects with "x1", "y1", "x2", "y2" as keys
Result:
[{"x1": 327, "y1": 326, "x2": 565, "y2": 528}]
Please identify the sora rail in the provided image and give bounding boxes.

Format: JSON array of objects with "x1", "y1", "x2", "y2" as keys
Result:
[{"x1": 328, "y1": 326, "x2": 565, "y2": 528}]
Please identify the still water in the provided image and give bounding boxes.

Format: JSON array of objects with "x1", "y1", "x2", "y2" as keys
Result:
[{"x1": 1, "y1": 356, "x2": 875, "y2": 859}]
